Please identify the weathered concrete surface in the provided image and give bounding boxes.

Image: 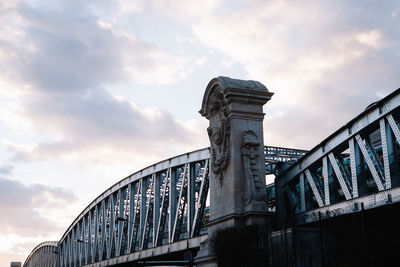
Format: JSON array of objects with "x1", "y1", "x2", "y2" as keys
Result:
[{"x1": 195, "y1": 77, "x2": 273, "y2": 266}]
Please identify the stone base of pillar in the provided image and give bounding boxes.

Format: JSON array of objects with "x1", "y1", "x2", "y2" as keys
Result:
[
  {"x1": 193, "y1": 237, "x2": 218, "y2": 267},
  {"x1": 194, "y1": 213, "x2": 274, "y2": 267}
]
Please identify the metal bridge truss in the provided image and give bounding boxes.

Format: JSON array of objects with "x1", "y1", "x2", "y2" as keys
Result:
[
  {"x1": 265, "y1": 146, "x2": 308, "y2": 175},
  {"x1": 24, "y1": 146, "x2": 305, "y2": 267},
  {"x1": 277, "y1": 88, "x2": 400, "y2": 225},
  {"x1": 23, "y1": 241, "x2": 58, "y2": 267},
  {"x1": 56, "y1": 149, "x2": 210, "y2": 267}
]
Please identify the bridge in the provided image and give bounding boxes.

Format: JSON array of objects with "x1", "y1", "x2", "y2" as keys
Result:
[
  {"x1": 23, "y1": 145, "x2": 305, "y2": 267},
  {"x1": 23, "y1": 77, "x2": 400, "y2": 266}
]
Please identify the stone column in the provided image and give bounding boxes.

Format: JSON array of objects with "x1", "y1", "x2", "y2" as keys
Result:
[{"x1": 195, "y1": 77, "x2": 273, "y2": 266}]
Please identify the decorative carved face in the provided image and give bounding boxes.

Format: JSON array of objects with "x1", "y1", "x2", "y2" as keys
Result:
[
  {"x1": 207, "y1": 90, "x2": 228, "y2": 146},
  {"x1": 206, "y1": 88, "x2": 230, "y2": 180},
  {"x1": 242, "y1": 132, "x2": 260, "y2": 158},
  {"x1": 208, "y1": 91, "x2": 224, "y2": 116},
  {"x1": 208, "y1": 120, "x2": 223, "y2": 145}
]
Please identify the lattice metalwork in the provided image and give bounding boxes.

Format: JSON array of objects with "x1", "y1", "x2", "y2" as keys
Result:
[
  {"x1": 264, "y1": 146, "x2": 308, "y2": 175},
  {"x1": 276, "y1": 88, "x2": 400, "y2": 225},
  {"x1": 23, "y1": 241, "x2": 58, "y2": 267},
  {"x1": 55, "y1": 149, "x2": 210, "y2": 267}
]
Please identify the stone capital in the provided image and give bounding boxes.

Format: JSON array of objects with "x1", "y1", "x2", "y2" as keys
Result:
[{"x1": 199, "y1": 76, "x2": 274, "y2": 120}]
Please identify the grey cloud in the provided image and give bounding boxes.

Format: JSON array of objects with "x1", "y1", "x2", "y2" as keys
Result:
[
  {"x1": 0, "y1": 177, "x2": 77, "y2": 237},
  {"x1": 18, "y1": 3, "x2": 134, "y2": 93},
  {"x1": 2, "y1": 0, "x2": 188, "y2": 92},
  {"x1": 0, "y1": 165, "x2": 13, "y2": 175},
  {"x1": 10, "y1": 87, "x2": 197, "y2": 163},
  {"x1": 0, "y1": 1, "x2": 203, "y2": 163}
]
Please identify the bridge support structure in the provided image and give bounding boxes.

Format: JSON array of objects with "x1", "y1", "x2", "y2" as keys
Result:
[{"x1": 195, "y1": 77, "x2": 273, "y2": 266}]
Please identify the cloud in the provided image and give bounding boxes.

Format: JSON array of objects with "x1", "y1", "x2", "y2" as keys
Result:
[
  {"x1": 194, "y1": 0, "x2": 400, "y2": 149},
  {"x1": 0, "y1": 0, "x2": 208, "y2": 167},
  {"x1": 6, "y1": 91, "x2": 207, "y2": 165},
  {"x1": 13, "y1": 1, "x2": 187, "y2": 89},
  {"x1": 0, "y1": 164, "x2": 13, "y2": 175},
  {"x1": 0, "y1": 242, "x2": 33, "y2": 267},
  {"x1": 118, "y1": 0, "x2": 222, "y2": 20},
  {"x1": 0, "y1": 177, "x2": 77, "y2": 237},
  {"x1": 356, "y1": 29, "x2": 384, "y2": 49}
]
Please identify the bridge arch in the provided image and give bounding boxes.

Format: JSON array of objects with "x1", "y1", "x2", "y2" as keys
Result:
[
  {"x1": 23, "y1": 241, "x2": 58, "y2": 267},
  {"x1": 57, "y1": 148, "x2": 211, "y2": 266}
]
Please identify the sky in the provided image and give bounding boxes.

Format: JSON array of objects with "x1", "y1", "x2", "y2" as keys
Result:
[{"x1": 0, "y1": 0, "x2": 399, "y2": 265}]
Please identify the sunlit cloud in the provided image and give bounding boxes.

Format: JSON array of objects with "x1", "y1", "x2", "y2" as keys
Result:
[
  {"x1": 356, "y1": 29, "x2": 384, "y2": 49},
  {"x1": 0, "y1": 240, "x2": 39, "y2": 267},
  {"x1": 194, "y1": 0, "x2": 400, "y2": 148}
]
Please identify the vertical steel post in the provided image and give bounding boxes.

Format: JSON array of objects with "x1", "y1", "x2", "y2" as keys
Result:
[
  {"x1": 187, "y1": 162, "x2": 195, "y2": 236},
  {"x1": 300, "y1": 173, "x2": 306, "y2": 212},
  {"x1": 322, "y1": 156, "x2": 330, "y2": 205},
  {"x1": 93, "y1": 206, "x2": 99, "y2": 262},
  {"x1": 169, "y1": 168, "x2": 177, "y2": 243},
  {"x1": 139, "y1": 178, "x2": 147, "y2": 247},
  {"x1": 153, "y1": 173, "x2": 160, "y2": 247},
  {"x1": 349, "y1": 138, "x2": 359, "y2": 198},
  {"x1": 380, "y1": 118, "x2": 392, "y2": 189}
]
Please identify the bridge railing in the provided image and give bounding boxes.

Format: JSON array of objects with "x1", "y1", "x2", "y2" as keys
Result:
[{"x1": 276, "y1": 88, "x2": 400, "y2": 226}]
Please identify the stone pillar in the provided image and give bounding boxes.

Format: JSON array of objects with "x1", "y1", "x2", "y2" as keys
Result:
[{"x1": 195, "y1": 77, "x2": 273, "y2": 266}]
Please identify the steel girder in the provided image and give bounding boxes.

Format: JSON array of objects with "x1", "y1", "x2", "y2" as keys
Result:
[
  {"x1": 264, "y1": 146, "x2": 308, "y2": 175},
  {"x1": 276, "y1": 88, "x2": 400, "y2": 226}
]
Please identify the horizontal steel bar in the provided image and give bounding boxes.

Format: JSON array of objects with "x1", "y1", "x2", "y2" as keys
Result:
[{"x1": 295, "y1": 186, "x2": 400, "y2": 225}]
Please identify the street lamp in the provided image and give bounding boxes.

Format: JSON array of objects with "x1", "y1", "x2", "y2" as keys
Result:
[
  {"x1": 53, "y1": 250, "x2": 62, "y2": 255},
  {"x1": 53, "y1": 249, "x2": 68, "y2": 258},
  {"x1": 76, "y1": 238, "x2": 94, "y2": 250},
  {"x1": 76, "y1": 238, "x2": 91, "y2": 246},
  {"x1": 53, "y1": 248, "x2": 68, "y2": 267}
]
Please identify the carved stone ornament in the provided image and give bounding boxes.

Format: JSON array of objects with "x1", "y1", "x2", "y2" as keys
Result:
[
  {"x1": 241, "y1": 130, "x2": 265, "y2": 204},
  {"x1": 200, "y1": 77, "x2": 273, "y2": 186},
  {"x1": 206, "y1": 90, "x2": 230, "y2": 184}
]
